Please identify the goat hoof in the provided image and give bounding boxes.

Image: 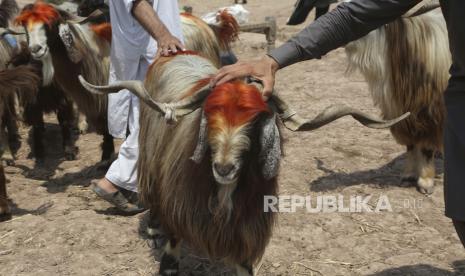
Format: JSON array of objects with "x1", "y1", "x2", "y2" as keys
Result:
[
  {"x1": 78, "y1": 121, "x2": 89, "y2": 134},
  {"x1": 64, "y1": 147, "x2": 79, "y2": 161},
  {"x1": 0, "y1": 206, "x2": 11, "y2": 222},
  {"x1": 97, "y1": 160, "x2": 111, "y2": 171},
  {"x1": 0, "y1": 212, "x2": 11, "y2": 222},
  {"x1": 159, "y1": 253, "x2": 179, "y2": 276},
  {"x1": 417, "y1": 177, "x2": 434, "y2": 195},
  {"x1": 34, "y1": 151, "x2": 45, "y2": 161},
  {"x1": 64, "y1": 153, "x2": 77, "y2": 161},
  {"x1": 4, "y1": 158, "x2": 15, "y2": 166},
  {"x1": 400, "y1": 176, "x2": 417, "y2": 187}
]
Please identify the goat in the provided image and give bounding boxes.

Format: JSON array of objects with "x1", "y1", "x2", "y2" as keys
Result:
[
  {"x1": 16, "y1": 1, "x2": 114, "y2": 162},
  {"x1": 8, "y1": 42, "x2": 79, "y2": 160},
  {"x1": 74, "y1": 2, "x2": 239, "y2": 68},
  {"x1": 181, "y1": 11, "x2": 239, "y2": 67},
  {"x1": 0, "y1": 0, "x2": 20, "y2": 163},
  {"x1": 79, "y1": 52, "x2": 408, "y2": 275},
  {"x1": 345, "y1": 6, "x2": 449, "y2": 194},
  {"x1": 0, "y1": 65, "x2": 40, "y2": 222}
]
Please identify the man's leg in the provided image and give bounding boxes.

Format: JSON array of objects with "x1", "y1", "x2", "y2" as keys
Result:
[
  {"x1": 105, "y1": 101, "x2": 139, "y2": 193},
  {"x1": 92, "y1": 100, "x2": 141, "y2": 213},
  {"x1": 453, "y1": 220, "x2": 465, "y2": 248},
  {"x1": 93, "y1": 59, "x2": 145, "y2": 212}
]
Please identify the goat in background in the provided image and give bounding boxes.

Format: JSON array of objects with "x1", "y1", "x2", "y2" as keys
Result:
[{"x1": 345, "y1": 6, "x2": 449, "y2": 194}]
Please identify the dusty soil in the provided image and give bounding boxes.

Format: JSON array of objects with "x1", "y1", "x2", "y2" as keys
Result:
[{"x1": 1, "y1": 1, "x2": 465, "y2": 275}]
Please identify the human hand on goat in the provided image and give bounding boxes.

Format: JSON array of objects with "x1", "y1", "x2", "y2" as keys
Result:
[
  {"x1": 131, "y1": 0, "x2": 185, "y2": 58},
  {"x1": 211, "y1": 55, "x2": 280, "y2": 100},
  {"x1": 155, "y1": 32, "x2": 185, "y2": 58}
]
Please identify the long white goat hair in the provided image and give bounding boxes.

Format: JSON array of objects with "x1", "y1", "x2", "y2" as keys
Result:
[{"x1": 345, "y1": 11, "x2": 450, "y2": 119}]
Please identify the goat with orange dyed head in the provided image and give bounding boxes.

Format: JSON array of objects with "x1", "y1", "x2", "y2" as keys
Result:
[
  {"x1": 15, "y1": 1, "x2": 114, "y2": 162},
  {"x1": 79, "y1": 50, "x2": 408, "y2": 275}
]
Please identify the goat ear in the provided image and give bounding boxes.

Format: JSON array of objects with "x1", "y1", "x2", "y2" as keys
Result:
[
  {"x1": 58, "y1": 24, "x2": 83, "y2": 63},
  {"x1": 259, "y1": 113, "x2": 281, "y2": 180},
  {"x1": 190, "y1": 111, "x2": 208, "y2": 164}
]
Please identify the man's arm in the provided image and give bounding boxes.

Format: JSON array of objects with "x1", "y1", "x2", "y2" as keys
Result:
[
  {"x1": 129, "y1": 0, "x2": 185, "y2": 57},
  {"x1": 212, "y1": 0, "x2": 421, "y2": 99},
  {"x1": 271, "y1": 0, "x2": 421, "y2": 68}
]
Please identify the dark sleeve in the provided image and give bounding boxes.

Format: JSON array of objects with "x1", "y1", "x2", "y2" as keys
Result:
[{"x1": 269, "y1": 0, "x2": 421, "y2": 68}]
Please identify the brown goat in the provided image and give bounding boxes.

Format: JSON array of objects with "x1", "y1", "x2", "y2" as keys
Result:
[
  {"x1": 80, "y1": 52, "x2": 408, "y2": 275},
  {"x1": 9, "y1": 42, "x2": 79, "y2": 161},
  {"x1": 16, "y1": 2, "x2": 114, "y2": 162},
  {"x1": 0, "y1": 65, "x2": 40, "y2": 222},
  {"x1": 345, "y1": 9, "x2": 449, "y2": 194},
  {"x1": 0, "y1": 0, "x2": 20, "y2": 163}
]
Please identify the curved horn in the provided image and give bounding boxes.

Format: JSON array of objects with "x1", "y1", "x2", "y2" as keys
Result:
[
  {"x1": 270, "y1": 94, "x2": 410, "y2": 131},
  {"x1": 78, "y1": 75, "x2": 211, "y2": 122},
  {"x1": 68, "y1": 9, "x2": 105, "y2": 24},
  {"x1": 403, "y1": 0, "x2": 440, "y2": 18},
  {"x1": 0, "y1": 27, "x2": 25, "y2": 36}
]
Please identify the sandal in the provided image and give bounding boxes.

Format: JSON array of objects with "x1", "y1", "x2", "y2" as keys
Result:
[{"x1": 90, "y1": 180, "x2": 145, "y2": 215}]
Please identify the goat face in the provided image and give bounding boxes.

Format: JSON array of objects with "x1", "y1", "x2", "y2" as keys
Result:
[
  {"x1": 27, "y1": 22, "x2": 48, "y2": 60},
  {"x1": 16, "y1": 2, "x2": 64, "y2": 86},
  {"x1": 203, "y1": 81, "x2": 273, "y2": 186}
]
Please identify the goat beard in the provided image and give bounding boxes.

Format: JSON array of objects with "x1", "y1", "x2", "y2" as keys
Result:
[
  {"x1": 40, "y1": 53, "x2": 55, "y2": 86},
  {"x1": 208, "y1": 182, "x2": 237, "y2": 223}
]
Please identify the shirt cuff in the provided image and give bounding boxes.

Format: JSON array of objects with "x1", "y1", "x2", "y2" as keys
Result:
[{"x1": 268, "y1": 41, "x2": 307, "y2": 69}]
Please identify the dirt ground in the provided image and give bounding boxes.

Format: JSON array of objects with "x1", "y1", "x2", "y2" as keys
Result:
[{"x1": 1, "y1": 0, "x2": 464, "y2": 275}]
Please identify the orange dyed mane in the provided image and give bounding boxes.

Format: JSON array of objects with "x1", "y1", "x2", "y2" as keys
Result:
[
  {"x1": 204, "y1": 81, "x2": 269, "y2": 128},
  {"x1": 15, "y1": 1, "x2": 60, "y2": 26},
  {"x1": 216, "y1": 10, "x2": 239, "y2": 48},
  {"x1": 90, "y1": 22, "x2": 112, "y2": 43}
]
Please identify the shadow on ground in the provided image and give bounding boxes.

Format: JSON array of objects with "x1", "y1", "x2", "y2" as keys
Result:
[
  {"x1": 309, "y1": 153, "x2": 444, "y2": 192},
  {"x1": 8, "y1": 199, "x2": 54, "y2": 218},
  {"x1": 368, "y1": 260, "x2": 465, "y2": 276}
]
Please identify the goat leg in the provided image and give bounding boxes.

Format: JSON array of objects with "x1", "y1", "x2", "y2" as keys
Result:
[
  {"x1": 147, "y1": 208, "x2": 167, "y2": 248},
  {"x1": 24, "y1": 103, "x2": 45, "y2": 161},
  {"x1": 57, "y1": 99, "x2": 79, "y2": 160},
  {"x1": 3, "y1": 104, "x2": 20, "y2": 161},
  {"x1": 417, "y1": 148, "x2": 435, "y2": 195},
  {"x1": 400, "y1": 145, "x2": 418, "y2": 186},
  {"x1": 0, "y1": 164, "x2": 11, "y2": 222},
  {"x1": 235, "y1": 263, "x2": 254, "y2": 276},
  {"x1": 1, "y1": 123, "x2": 15, "y2": 166},
  {"x1": 159, "y1": 237, "x2": 181, "y2": 276},
  {"x1": 2, "y1": 100, "x2": 19, "y2": 165},
  {"x1": 100, "y1": 132, "x2": 114, "y2": 162}
]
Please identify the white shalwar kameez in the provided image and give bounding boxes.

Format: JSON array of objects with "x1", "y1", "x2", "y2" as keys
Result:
[{"x1": 106, "y1": 0, "x2": 183, "y2": 192}]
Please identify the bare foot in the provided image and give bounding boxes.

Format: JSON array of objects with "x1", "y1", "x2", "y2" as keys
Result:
[{"x1": 97, "y1": 178, "x2": 119, "y2": 193}]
